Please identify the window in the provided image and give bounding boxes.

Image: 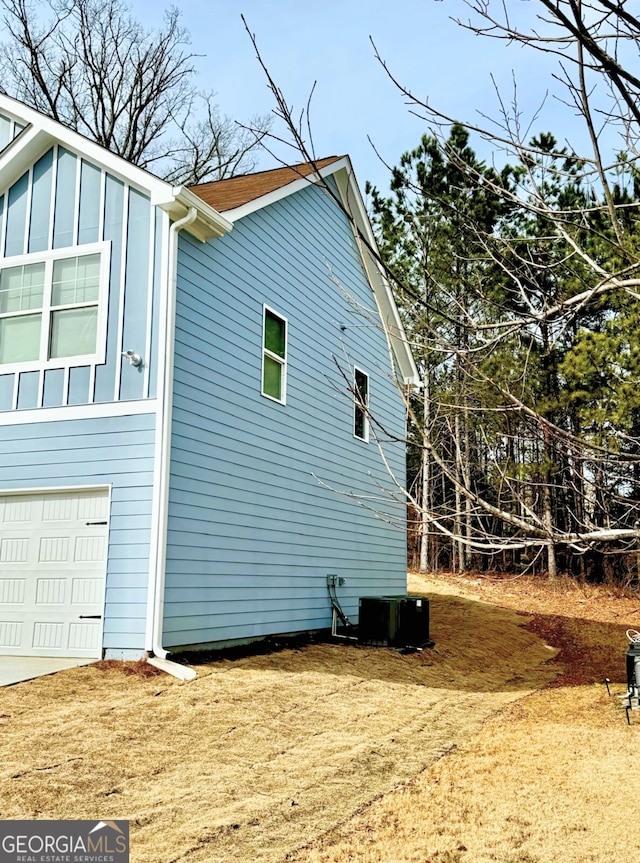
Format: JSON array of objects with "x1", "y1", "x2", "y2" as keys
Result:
[
  {"x1": 354, "y1": 367, "x2": 369, "y2": 441},
  {"x1": 262, "y1": 306, "x2": 287, "y2": 403},
  {"x1": 0, "y1": 244, "x2": 108, "y2": 370}
]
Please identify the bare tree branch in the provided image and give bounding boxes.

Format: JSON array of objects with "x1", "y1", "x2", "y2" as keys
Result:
[{"x1": 0, "y1": 0, "x2": 270, "y2": 183}]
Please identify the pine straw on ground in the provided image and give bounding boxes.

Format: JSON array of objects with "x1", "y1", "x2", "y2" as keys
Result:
[
  {"x1": 285, "y1": 573, "x2": 640, "y2": 863},
  {"x1": 0, "y1": 583, "x2": 555, "y2": 863},
  {"x1": 412, "y1": 571, "x2": 640, "y2": 688},
  {"x1": 1, "y1": 573, "x2": 638, "y2": 863}
]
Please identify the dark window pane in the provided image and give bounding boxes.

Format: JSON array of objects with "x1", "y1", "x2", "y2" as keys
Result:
[
  {"x1": 265, "y1": 310, "x2": 286, "y2": 358},
  {"x1": 354, "y1": 369, "x2": 368, "y2": 439},
  {"x1": 263, "y1": 354, "x2": 283, "y2": 400},
  {"x1": 355, "y1": 369, "x2": 368, "y2": 403}
]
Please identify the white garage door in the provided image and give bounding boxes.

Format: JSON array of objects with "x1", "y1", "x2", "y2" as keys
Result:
[{"x1": 0, "y1": 488, "x2": 109, "y2": 658}]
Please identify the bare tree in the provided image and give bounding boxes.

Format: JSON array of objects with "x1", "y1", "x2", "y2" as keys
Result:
[
  {"x1": 364, "y1": 1, "x2": 640, "y2": 578},
  {"x1": 0, "y1": 0, "x2": 270, "y2": 183},
  {"x1": 241, "y1": 5, "x2": 640, "y2": 580}
]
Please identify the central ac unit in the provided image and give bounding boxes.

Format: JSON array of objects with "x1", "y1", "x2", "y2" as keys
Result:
[{"x1": 358, "y1": 595, "x2": 430, "y2": 648}]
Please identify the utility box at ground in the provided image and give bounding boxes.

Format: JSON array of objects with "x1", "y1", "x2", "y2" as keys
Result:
[
  {"x1": 626, "y1": 642, "x2": 640, "y2": 695},
  {"x1": 358, "y1": 595, "x2": 430, "y2": 648}
]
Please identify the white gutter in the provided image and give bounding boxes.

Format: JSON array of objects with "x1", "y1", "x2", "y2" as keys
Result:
[
  {"x1": 157, "y1": 187, "x2": 233, "y2": 243},
  {"x1": 147, "y1": 206, "x2": 199, "y2": 682}
]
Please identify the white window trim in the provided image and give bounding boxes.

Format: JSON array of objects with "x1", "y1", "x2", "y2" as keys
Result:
[
  {"x1": 353, "y1": 366, "x2": 369, "y2": 442},
  {"x1": 0, "y1": 113, "x2": 26, "y2": 155},
  {"x1": 261, "y1": 303, "x2": 288, "y2": 405},
  {"x1": 0, "y1": 240, "x2": 111, "y2": 374}
]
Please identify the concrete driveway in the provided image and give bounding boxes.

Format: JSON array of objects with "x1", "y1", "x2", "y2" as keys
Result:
[{"x1": 0, "y1": 656, "x2": 94, "y2": 686}]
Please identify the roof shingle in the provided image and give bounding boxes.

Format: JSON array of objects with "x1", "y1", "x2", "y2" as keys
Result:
[{"x1": 190, "y1": 156, "x2": 343, "y2": 213}]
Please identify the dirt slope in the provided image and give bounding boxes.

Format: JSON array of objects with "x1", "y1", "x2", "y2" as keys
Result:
[
  {"x1": 286, "y1": 573, "x2": 640, "y2": 863},
  {"x1": 0, "y1": 583, "x2": 556, "y2": 863}
]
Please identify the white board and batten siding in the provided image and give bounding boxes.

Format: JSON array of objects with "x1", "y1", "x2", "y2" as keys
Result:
[
  {"x1": 0, "y1": 488, "x2": 109, "y2": 657},
  {"x1": 0, "y1": 113, "x2": 165, "y2": 413},
  {"x1": 164, "y1": 178, "x2": 408, "y2": 650}
]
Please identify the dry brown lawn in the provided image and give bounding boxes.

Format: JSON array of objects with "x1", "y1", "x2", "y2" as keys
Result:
[{"x1": 1, "y1": 573, "x2": 639, "y2": 863}]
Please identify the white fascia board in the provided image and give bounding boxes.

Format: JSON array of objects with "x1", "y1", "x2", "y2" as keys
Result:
[
  {"x1": 332, "y1": 162, "x2": 420, "y2": 386},
  {"x1": 0, "y1": 93, "x2": 170, "y2": 200},
  {"x1": 217, "y1": 154, "x2": 418, "y2": 384},
  {"x1": 0, "y1": 124, "x2": 54, "y2": 193},
  {"x1": 156, "y1": 186, "x2": 233, "y2": 242},
  {"x1": 362, "y1": 241, "x2": 420, "y2": 386},
  {"x1": 0, "y1": 94, "x2": 233, "y2": 244}
]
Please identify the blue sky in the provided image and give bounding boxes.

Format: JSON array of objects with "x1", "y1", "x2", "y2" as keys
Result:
[
  {"x1": 1, "y1": 0, "x2": 617, "y2": 192},
  {"x1": 129, "y1": 1, "x2": 582, "y2": 191}
]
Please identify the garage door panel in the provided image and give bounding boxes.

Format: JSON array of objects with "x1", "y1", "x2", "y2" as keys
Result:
[
  {"x1": 68, "y1": 621, "x2": 101, "y2": 652},
  {"x1": 38, "y1": 536, "x2": 70, "y2": 563},
  {"x1": 75, "y1": 535, "x2": 106, "y2": 562},
  {"x1": 42, "y1": 494, "x2": 75, "y2": 522},
  {"x1": 35, "y1": 577, "x2": 67, "y2": 604},
  {"x1": 0, "y1": 617, "x2": 102, "y2": 656},
  {"x1": 71, "y1": 577, "x2": 103, "y2": 605},
  {"x1": 0, "y1": 537, "x2": 29, "y2": 563},
  {"x1": 77, "y1": 492, "x2": 109, "y2": 521},
  {"x1": 33, "y1": 621, "x2": 65, "y2": 650},
  {"x1": 0, "y1": 496, "x2": 35, "y2": 524},
  {"x1": 0, "y1": 488, "x2": 108, "y2": 658},
  {"x1": 0, "y1": 578, "x2": 25, "y2": 604},
  {"x1": 0, "y1": 620, "x2": 22, "y2": 648}
]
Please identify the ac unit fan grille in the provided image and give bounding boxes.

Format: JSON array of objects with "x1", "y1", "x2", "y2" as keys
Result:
[{"x1": 357, "y1": 595, "x2": 430, "y2": 649}]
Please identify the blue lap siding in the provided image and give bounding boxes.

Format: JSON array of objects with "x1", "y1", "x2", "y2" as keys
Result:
[
  {"x1": 164, "y1": 180, "x2": 408, "y2": 649},
  {"x1": 0, "y1": 413, "x2": 156, "y2": 651},
  {"x1": 0, "y1": 97, "x2": 412, "y2": 656}
]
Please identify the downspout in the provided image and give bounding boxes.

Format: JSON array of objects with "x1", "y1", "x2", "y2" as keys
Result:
[{"x1": 147, "y1": 206, "x2": 198, "y2": 682}]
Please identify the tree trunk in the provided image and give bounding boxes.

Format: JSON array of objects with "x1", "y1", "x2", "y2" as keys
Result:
[
  {"x1": 454, "y1": 412, "x2": 465, "y2": 572},
  {"x1": 419, "y1": 376, "x2": 431, "y2": 573},
  {"x1": 543, "y1": 482, "x2": 558, "y2": 579},
  {"x1": 542, "y1": 426, "x2": 558, "y2": 579},
  {"x1": 463, "y1": 402, "x2": 473, "y2": 570}
]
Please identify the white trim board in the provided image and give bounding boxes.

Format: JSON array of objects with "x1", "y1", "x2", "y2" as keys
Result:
[
  {"x1": 219, "y1": 157, "x2": 351, "y2": 223},
  {"x1": 0, "y1": 398, "x2": 157, "y2": 426},
  {"x1": 0, "y1": 482, "x2": 112, "y2": 496}
]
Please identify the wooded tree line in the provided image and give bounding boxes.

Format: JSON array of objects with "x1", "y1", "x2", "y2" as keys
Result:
[{"x1": 366, "y1": 2, "x2": 640, "y2": 582}]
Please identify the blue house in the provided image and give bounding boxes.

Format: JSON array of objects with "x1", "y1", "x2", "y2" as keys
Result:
[{"x1": 0, "y1": 94, "x2": 418, "y2": 677}]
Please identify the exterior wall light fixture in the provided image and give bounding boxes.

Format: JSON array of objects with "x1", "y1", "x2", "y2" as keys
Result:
[{"x1": 122, "y1": 350, "x2": 143, "y2": 367}]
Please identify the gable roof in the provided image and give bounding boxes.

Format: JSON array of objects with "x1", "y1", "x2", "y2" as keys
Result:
[
  {"x1": 0, "y1": 93, "x2": 418, "y2": 385},
  {"x1": 191, "y1": 156, "x2": 343, "y2": 213},
  {"x1": 0, "y1": 92, "x2": 232, "y2": 242},
  {"x1": 192, "y1": 156, "x2": 419, "y2": 385}
]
